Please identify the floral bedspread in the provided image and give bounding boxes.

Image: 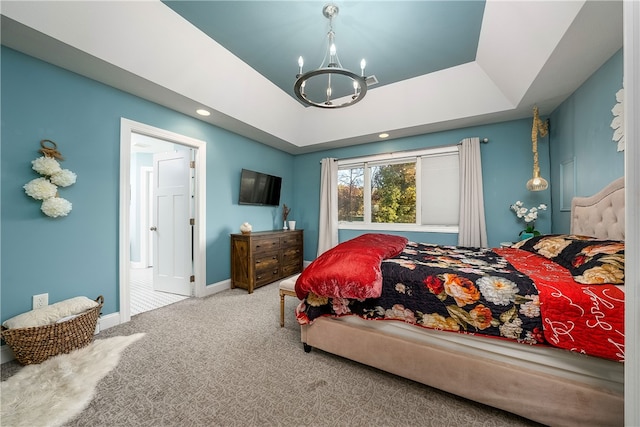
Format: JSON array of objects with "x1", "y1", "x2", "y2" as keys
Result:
[
  {"x1": 296, "y1": 240, "x2": 625, "y2": 361},
  {"x1": 297, "y1": 241, "x2": 544, "y2": 345}
]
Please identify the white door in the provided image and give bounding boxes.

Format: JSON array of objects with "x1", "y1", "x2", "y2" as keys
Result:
[{"x1": 151, "y1": 150, "x2": 192, "y2": 296}]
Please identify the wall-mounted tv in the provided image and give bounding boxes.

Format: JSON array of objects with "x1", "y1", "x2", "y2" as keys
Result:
[{"x1": 238, "y1": 168, "x2": 282, "y2": 206}]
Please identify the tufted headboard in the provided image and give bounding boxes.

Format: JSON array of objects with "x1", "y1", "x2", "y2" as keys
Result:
[{"x1": 570, "y1": 177, "x2": 625, "y2": 240}]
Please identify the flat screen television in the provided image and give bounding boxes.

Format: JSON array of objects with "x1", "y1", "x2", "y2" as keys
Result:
[{"x1": 238, "y1": 168, "x2": 282, "y2": 206}]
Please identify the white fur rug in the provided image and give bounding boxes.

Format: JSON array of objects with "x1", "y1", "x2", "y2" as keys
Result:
[{"x1": 1, "y1": 333, "x2": 145, "y2": 427}]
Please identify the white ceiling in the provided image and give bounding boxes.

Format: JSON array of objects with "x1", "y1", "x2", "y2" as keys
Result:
[{"x1": 0, "y1": 1, "x2": 623, "y2": 154}]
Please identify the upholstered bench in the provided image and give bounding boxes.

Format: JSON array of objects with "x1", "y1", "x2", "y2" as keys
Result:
[{"x1": 279, "y1": 274, "x2": 300, "y2": 327}]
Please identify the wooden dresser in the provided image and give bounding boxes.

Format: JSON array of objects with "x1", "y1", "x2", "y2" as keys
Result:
[{"x1": 230, "y1": 230, "x2": 303, "y2": 293}]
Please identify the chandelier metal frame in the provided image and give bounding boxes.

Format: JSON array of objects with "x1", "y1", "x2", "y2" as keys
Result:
[{"x1": 294, "y1": 3, "x2": 367, "y2": 109}]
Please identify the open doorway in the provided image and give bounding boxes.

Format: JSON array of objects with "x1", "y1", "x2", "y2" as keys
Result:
[
  {"x1": 119, "y1": 118, "x2": 207, "y2": 324},
  {"x1": 129, "y1": 136, "x2": 191, "y2": 315}
]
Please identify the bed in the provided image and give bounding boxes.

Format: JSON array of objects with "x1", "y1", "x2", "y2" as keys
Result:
[{"x1": 296, "y1": 177, "x2": 625, "y2": 427}]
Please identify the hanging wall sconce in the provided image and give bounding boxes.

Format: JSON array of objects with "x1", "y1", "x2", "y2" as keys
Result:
[{"x1": 526, "y1": 106, "x2": 549, "y2": 191}]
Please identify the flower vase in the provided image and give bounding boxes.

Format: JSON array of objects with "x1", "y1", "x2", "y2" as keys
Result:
[
  {"x1": 519, "y1": 224, "x2": 540, "y2": 241},
  {"x1": 283, "y1": 221, "x2": 288, "y2": 230}
]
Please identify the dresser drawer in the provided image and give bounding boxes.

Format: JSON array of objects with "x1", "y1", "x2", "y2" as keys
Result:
[
  {"x1": 255, "y1": 267, "x2": 280, "y2": 286},
  {"x1": 252, "y1": 237, "x2": 280, "y2": 254},
  {"x1": 254, "y1": 251, "x2": 280, "y2": 272},
  {"x1": 280, "y1": 234, "x2": 302, "y2": 247},
  {"x1": 282, "y1": 246, "x2": 302, "y2": 266},
  {"x1": 281, "y1": 263, "x2": 301, "y2": 278}
]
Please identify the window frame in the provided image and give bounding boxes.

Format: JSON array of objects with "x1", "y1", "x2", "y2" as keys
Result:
[{"x1": 337, "y1": 146, "x2": 460, "y2": 234}]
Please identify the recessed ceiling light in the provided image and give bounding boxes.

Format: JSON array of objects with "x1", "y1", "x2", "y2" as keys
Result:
[
  {"x1": 196, "y1": 109, "x2": 211, "y2": 116},
  {"x1": 378, "y1": 133, "x2": 389, "y2": 139}
]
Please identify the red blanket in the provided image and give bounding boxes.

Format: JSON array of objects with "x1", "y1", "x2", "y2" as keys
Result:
[
  {"x1": 295, "y1": 233, "x2": 408, "y2": 300},
  {"x1": 497, "y1": 248, "x2": 625, "y2": 362}
]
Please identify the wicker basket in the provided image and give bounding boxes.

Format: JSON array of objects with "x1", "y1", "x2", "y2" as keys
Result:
[{"x1": 1, "y1": 295, "x2": 104, "y2": 365}]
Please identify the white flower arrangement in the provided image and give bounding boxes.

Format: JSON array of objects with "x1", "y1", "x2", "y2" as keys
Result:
[
  {"x1": 510, "y1": 201, "x2": 547, "y2": 238},
  {"x1": 510, "y1": 201, "x2": 547, "y2": 223},
  {"x1": 24, "y1": 140, "x2": 77, "y2": 218}
]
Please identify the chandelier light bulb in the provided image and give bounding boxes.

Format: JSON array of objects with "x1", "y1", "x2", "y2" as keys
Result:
[
  {"x1": 298, "y1": 56, "x2": 304, "y2": 74},
  {"x1": 330, "y1": 44, "x2": 337, "y2": 60},
  {"x1": 360, "y1": 59, "x2": 366, "y2": 76}
]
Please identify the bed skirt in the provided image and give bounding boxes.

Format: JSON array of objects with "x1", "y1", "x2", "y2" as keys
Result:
[{"x1": 301, "y1": 316, "x2": 623, "y2": 427}]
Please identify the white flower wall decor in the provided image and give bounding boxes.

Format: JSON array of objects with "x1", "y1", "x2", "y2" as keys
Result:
[
  {"x1": 23, "y1": 140, "x2": 77, "y2": 218},
  {"x1": 610, "y1": 88, "x2": 625, "y2": 152}
]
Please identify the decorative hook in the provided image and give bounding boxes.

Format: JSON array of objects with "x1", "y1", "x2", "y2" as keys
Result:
[{"x1": 39, "y1": 139, "x2": 64, "y2": 160}]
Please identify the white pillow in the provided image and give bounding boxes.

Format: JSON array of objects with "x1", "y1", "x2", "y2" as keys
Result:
[{"x1": 2, "y1": 296, "x2": 99, "y2": 329}]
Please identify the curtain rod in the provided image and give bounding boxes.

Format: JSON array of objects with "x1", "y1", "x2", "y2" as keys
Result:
[
  {"x1": 458, "y1": 137, "x2": 490, "y2": 145},
  {"x1": 328, "y1": 137, "x2": 489, "y2": 163}
]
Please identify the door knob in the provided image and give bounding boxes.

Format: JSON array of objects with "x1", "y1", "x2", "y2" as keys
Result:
[{"x1": 150, "y1": 226, "x2": 157, "y2": 231}]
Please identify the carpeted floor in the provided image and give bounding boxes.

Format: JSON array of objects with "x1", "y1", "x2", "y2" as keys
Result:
[
  {"x1": 1, "y1": 283, "x2": 543, "y2": 427},
  {"x1": 1, "y1": 334, "x2": 144, "y2": 427}
]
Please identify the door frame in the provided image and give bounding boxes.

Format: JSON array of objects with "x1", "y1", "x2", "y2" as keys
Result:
[
  {"x1": 119, "y1": 118, "x2": 207, "y2": 324},
  {"x1": 139, "y1": 166, "x2": 153, "y2": 269}
]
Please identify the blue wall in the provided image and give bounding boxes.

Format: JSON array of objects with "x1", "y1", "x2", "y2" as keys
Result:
[
  {"x1": 1, "y1": 47, "x2": 293, "y2": 320},
  {"x1": 293, "y1": 119, "x2": 553, "y2": 256},
  {"x1": 549, "y1": 49, "x2": 625, "y2": 232},
  {"x1": 1, "y1": 45, "x2": 623, "y2": 324}
]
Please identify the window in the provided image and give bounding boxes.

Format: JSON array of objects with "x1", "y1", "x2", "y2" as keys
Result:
[{"x1": 337, "y1": 146, "x2": 459, "y2": 232}]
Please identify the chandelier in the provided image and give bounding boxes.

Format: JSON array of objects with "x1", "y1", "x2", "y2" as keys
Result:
[
  {"x1": 526, "y1": 106, "x2": 550, "y2": 191},
  {"x1": 294, "y1": 3, "x2": 367, "y2": 108}
]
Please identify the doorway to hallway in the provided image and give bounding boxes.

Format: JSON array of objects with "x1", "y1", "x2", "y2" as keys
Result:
[{"x1": 119, "y1": 118, "x2": 207, "y2": 324}]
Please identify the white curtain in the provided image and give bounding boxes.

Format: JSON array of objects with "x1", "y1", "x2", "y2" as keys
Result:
[
  {"x1": 317, "y1": 158, "x2": 338, "y2": 256},
  {"x1": 458, "y1": 137, "x2": 488, "y2": 247}
]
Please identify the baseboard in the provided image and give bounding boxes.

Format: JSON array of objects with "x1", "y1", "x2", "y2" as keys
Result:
[
  {"x1": 97, "y1": 312, "x2": 121, "y2": 332},
  {"x1": 201, "y1": 279, "x2": 231, "y2": 297},
  {"x1": 1, "y1": 344, "x2": 16, "y2": 364}
]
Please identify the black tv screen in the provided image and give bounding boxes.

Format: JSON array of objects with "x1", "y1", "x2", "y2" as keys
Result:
[{"x1": 238, "y1": 169, "x2": 282, "y2": 206}]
